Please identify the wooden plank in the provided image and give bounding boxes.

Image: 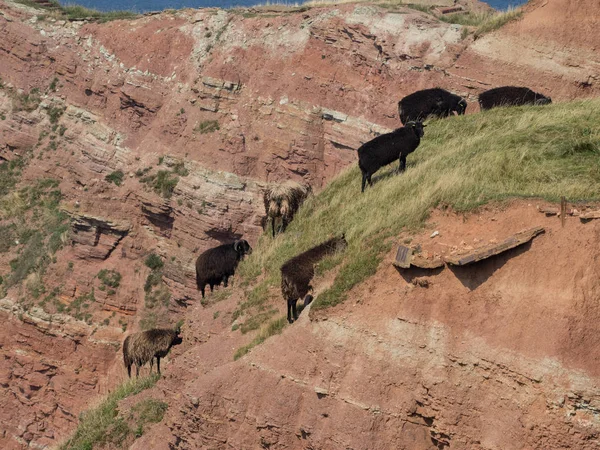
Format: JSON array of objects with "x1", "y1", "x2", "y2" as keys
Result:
[
  {"x1": 444, "y1": 226, "x2": 545, "y2": 266},
  {"x1": 580, "y1": 210, "x2": 600, "y2": 220},
  {"x1": 393, "y1": 245, "x2": 412, "y2": 269}
]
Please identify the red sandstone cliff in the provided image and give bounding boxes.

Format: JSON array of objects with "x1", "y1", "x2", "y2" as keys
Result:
[{"x1": 0, "y1": 0, "x2": 599, "y2": 447}]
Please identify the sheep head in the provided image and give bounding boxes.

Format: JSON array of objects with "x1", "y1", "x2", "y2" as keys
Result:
[{"x1": 234, "y1": 239, "x2": 253, "y2": 257}]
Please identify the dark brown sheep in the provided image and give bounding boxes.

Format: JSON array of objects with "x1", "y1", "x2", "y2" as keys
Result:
[
  {"x1": 281, "y1": 235, "x2": 348, "y2": 323},
  {"x1": 263, "y1": 181, "x2": 312, "y2": 237},
  {"x1": 123, "y1": 328, "x2": 183, "y2": 378},
  {"x1": 195, "y1": 239, "x2": 252, "y2": 298}
]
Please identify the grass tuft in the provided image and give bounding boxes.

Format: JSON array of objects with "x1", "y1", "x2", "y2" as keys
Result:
[
  {"x1": 438, "y1": 7, "x2": 523, "y2": 38},
  {"x1": 234, "y1": 316, "x2": 287, "y2": 360},
  {"x1": 194, "y1": 120, "x2": 220, "y2": 134},
  {"x1": 105, "y1": 170, "x2": 125, "y2": 186}
]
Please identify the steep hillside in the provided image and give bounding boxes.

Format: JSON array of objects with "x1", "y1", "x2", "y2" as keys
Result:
[
  {"x1": 1, "y1": 0, "x2": 600, "y2": 448},
  {"x1": 65, "y1": 99, "x2": 600, "y2": 449}
]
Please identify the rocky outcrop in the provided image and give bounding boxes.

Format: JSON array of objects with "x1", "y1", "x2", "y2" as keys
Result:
[{"x1": 69, "y1": 210, "x2": 131, "y2": 259}]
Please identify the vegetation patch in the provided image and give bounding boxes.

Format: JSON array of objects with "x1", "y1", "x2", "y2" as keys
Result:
[
  {"x1": 65, "y1": 290, "x2": 95, "y2": 323},
  {"x1": 234, "y1": 316, "x2": 286, "y2": 360},
  {"x1": 140, "y1": 170, "x2": 179, "y2": 198},
  {"x1": 194, "y1": 120, "x2": 220, "y2": 134},
  {"x1": 1, "y1": 175, "x2": 69, "y2": 292},
  {"x1": 9, "y1": 88, "x2": 41, "y2": 112},
  {"x1": 59, "y1": 375, "x2": 161, "y2": 450},
  {"x1": 234, "y1": 100, "x2": 600, "y2": 355},
  {"x1": 105, "y1": 170, "x2": 125, "y2": 186},
  {"x1": 97, "y1": 269, "x2": 122, "y2": 290},
  {"x1": 142, "y1": 253, "x2": 170, "y2": 321},
  {"x1": 16, "y1": 0, "x2": 138, "y2": 23},
  {"x1": 438, "y1": 7, "x2": 523, "y2": 38},
  {"x1": 47, "y1": 104, "x2": 66, "y2": 124}
]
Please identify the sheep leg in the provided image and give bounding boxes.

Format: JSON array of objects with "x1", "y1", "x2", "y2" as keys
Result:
[
  {"x1": 157, "y1": 357, "x2": 161, "y2": 375},
  {"x1": 287, "y1": 299, "x2": 294, "y2": 324},
  {"x1": 398, "y1": 155, "x2": 407, "y2": 173},
  {"x1": 136, "y1": 364, "x2": 140, "y2": 378},
  {"x1": 223, "y1": 276, "x2": 229, "y2": 288},
  {"x1": 361, "y1": 174, "x2": 369, "y2": 193},
  {"x1": 127, "y1": 364, "x2": 132, "y2": 378},
  {"x1": 272, "y1": 218, "x2": 276, "y2": 237},
  {"x1": 292, "y1": 299, "x2": 298, "y2": 322},
  {"x1": 200, "y1": 285, "x2": 206, "y2": 298},
  {"x1": 150, "y1": 358, "x2": 154, "y2": 374}
]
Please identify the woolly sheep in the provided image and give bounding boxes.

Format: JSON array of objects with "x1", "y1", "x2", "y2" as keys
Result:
[
  {"x1": 357, "y1": 121, "x2": 425, "y2": 192},
  {"x1": 398, "y1": 88, "x2": 467, "y2": 125},
  {"x1": 280, "y1": 235, "x2": 348, "y2": 323},
  {"x1": 123, "y1": 328, "x2": 183, "y2": 378},
  {"x1": 478, "y1": 86, "x2": 552, "y2": 111},
  {"x1": 195, "y1": 239, "x2": 252, "y2": 298},
  {"x1": 263, "y1": 181, "x2": 312, "y2": 237}
]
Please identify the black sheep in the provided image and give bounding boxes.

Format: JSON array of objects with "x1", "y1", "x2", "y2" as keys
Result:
[
  {"x1": 195, "y1": 239, "x2": 252, "y2": 298},
  {"x1": 398, "y1": 88, "x2": 467, "y2": 124},
  {"x1": 357, "y1": 121, "x2": 425, "y2": 193},
  {"x1": 478, "y1": 86, "x2": 552, "y2": 111}
]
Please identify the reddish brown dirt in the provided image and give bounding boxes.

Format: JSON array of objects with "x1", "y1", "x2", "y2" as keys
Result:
[{"x1": 134, "y1": 200, "x2": 600, "y2": 449}]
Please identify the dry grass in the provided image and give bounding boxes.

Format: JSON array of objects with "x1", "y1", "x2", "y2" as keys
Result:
[
  {"x1": 238, "y1": 100, "x2": 600, "y2": 324},
  {"x1": 439, "y1": 7, "x2": 523, "y2": 38}
]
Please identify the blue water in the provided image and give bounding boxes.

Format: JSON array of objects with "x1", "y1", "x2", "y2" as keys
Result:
[{"x1": 59, "y1": 0, "x2": 529, "y2": 14}]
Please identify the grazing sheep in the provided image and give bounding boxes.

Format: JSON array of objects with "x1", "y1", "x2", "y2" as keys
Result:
[
  {"x1": 478, "y1": 86, "x2": 552, "y2": 111},
  {"x1": 195, "y1": 239, "x2": 252, "y2": 298},
  {"x1": 123, "y1": 328, "x2": 183, "y2": 378},
  {"x1": 263, "y1": 181, "x2": 312, "y2": 237},
  {"x1": 398, "y1": 88, "x2": 467, "y2": 124},
  {"x1": 281, "y1": 235, "x2": 348, "y2": 324},
  {"x1": 358, "y1": 121, "x2": 425, "y2": 193}
]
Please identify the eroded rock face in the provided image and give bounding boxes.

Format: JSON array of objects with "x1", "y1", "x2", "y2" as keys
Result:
[
  {"x1": 0, "y1": 299, "x2": 119, "y2": 450},
  {"x1": 0, "y1": 0, "x2": 599, "y2": 447}
]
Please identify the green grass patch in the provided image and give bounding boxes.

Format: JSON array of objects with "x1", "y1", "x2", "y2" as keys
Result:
[
  {"x1": 239, "y1": 308, "x2": 277, "y2": 334},
  {"x1": 194, "y1": 120, "x2": 220, "y2": 134},
  {"x1": 233, "y1": 316, "x2": 287, "y2": 360},
  {"x1": 145, "y1": 253, "x2": 164, "y2": 270},
  {"x1": 237, "y1": 99, "x2": 600, "y2": 324},
  {"x1": 59, "y1": 375, "x2": 160, "y2": 450},
  {"x1": 47, "y1": 105, "x2": 65, "y2": 124},
  {"x1": 105, "y1": 170, "x2": 125, "y2": 186},
  {"x1": 140, "y1": 170, "x2": 179, "y2": 198},
  {"x1": 97, "y1": 269, "x2": 122, "y2": 289}
]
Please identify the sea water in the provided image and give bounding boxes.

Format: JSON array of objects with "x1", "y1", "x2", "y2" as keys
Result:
[{"x1": 58, "y1": 0, "x2": 529, "y2": 14}]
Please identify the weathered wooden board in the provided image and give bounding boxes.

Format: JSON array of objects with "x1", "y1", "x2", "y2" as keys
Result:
[
  {"x1": 444, "y1": 226, "x2": 545, "y2": 266},
  {"x1": 580, "y1": 210, "x2": 600, "y2": 220},
  {"x1": 393, "y1": 245, "x2": 412, "y2": 269}
]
